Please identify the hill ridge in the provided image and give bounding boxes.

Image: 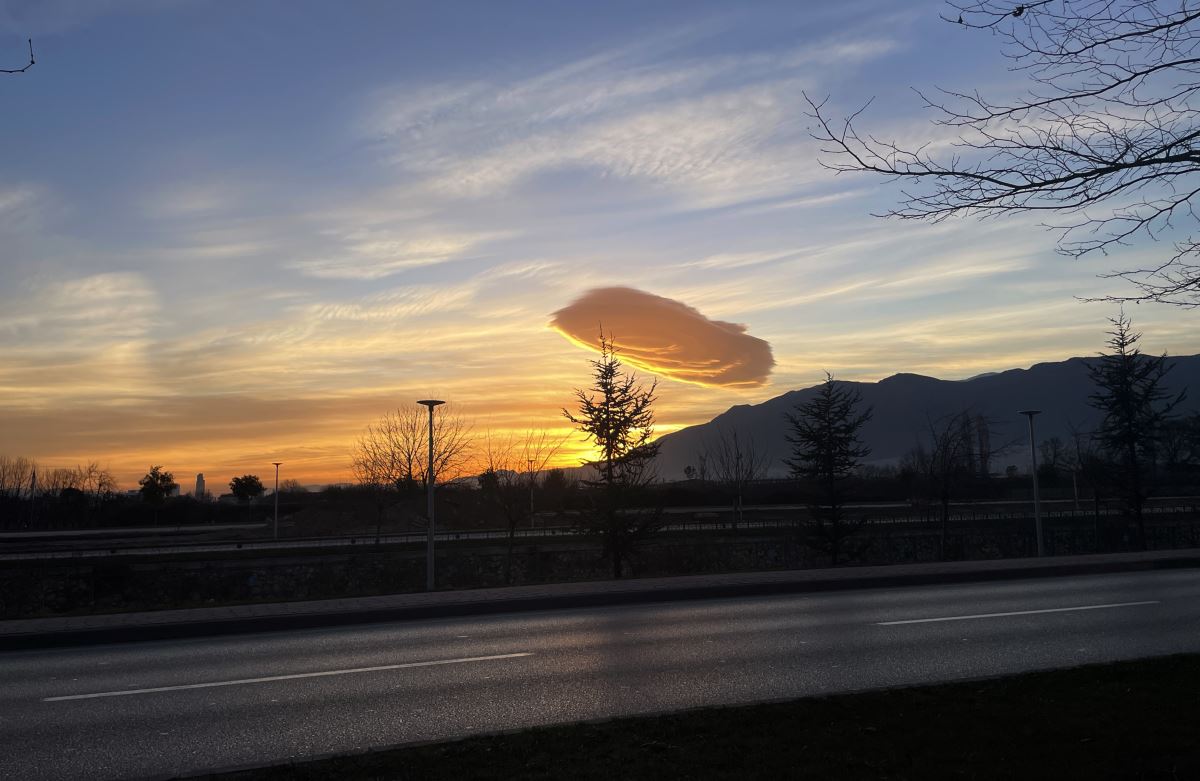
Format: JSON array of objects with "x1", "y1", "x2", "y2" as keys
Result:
[{"x1": 651, "y1": 353, "x2": 1200, "y2": 479}]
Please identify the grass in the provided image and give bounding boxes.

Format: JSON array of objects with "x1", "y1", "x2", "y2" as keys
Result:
[{"x1": 202, "y1": 654, "x2": 1200, "y2": 780}]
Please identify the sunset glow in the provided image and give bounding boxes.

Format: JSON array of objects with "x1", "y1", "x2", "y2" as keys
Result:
[{"x1": 3, "y1": 1, "x2": 1198, "y2": 489}]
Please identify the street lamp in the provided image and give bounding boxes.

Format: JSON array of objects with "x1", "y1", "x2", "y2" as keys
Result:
[
  {"x1": 272, "y1": 462, "x2": 282, "y2": 539},
  {"x1": 417, "y1": 399, "x2": 445, "y2": 591},
  {"x1": 735, "y1": 449, "x2": 743, "y2": 528},
  {"x1": 527, "y1": 458, "x2": 537, "y2": 529},
  {"x1": 1019, "y1": 410, "x2": 1044, "y2": 557}
]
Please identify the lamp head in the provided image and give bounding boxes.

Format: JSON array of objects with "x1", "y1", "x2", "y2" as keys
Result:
[
  {"x1": 417, "y1": 399, "x2": 445, "y2": 409},
  {"x1": 1018, "y1": 409, "x2": 1041, "y2": 418}
]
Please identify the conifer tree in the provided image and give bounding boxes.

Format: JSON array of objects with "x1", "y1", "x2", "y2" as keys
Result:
[
  {"x1": 785, "y1": 373, "x2": 872, "y2": 565},
  {"x1": 564, "y1": 334, "x2": 660, "y2": 578},
  {"x1": 1089, "y1": 313, "x2": 1186, "y2": 548}
]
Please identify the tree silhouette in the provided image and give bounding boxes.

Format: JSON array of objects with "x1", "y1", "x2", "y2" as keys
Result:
[
  {"x1": 904, "y1": 410, "x2": 1010, "y2": 559},
  {"x1": 351, "y1": 404, "x2": 473, "y2": 541},
  {"x1": 564, "y1": 334, "x2": 660, "y2": 578},
  {"x1": 352, "y1": 405, "x2": 473, "y2": 492},
  {"x1": 807, "y1": 1, "x2": 1200, "y2": 306},
  {"x1": 278, "y1": 478, "x2": 306, "y2": 495},
  {"x1": 138, "y1": 466, "x2": 177, "y2": 525},
  {"x1": 698, "y1": 428, "x2": 771, "y2": 528},
  {"x1": 138, "y1": 466, "x2": 176, "y2": 504},
  {"x1": 1088, "y1": 311, "x2": 1186, "y2": 547},
  {"x1": 481, "y1": 428, "x2": 567, "y2": 583},
  {"x1": 785, "y1": 373, "x2": 872, "y2": 565},
  {"x1": 229, "y1": 475, "x2": 265, "y2": 502},
  {"x1": 0, "y1": 456, "x2": 37, "y2": 498},
  {"x1": 1159, "y1": 413, "x2": 1200, "y2": 478}
]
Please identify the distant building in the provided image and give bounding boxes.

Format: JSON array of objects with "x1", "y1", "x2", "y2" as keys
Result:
[{"x1": 195, "y1": 473, "x2": 206, "y2": 500}]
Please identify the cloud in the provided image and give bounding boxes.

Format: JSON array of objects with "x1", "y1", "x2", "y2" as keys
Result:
[
  {"x1": 286, "y1": 228, "x2": 507, "y2": 280},
  {"x1": 363, "y1": 30, "x2": 903, "y2": 209},
  {"x1": 0, "y1": 271, "x2": 157, "y2": 341},
  {"x1": 0, "y1": 183, "x2": 48, "y2": 235},
  {"x1": 549, "y1": 286, "x2": 774, "y2": 388},
  {"x1": 307, "y1": 283, "x2": 478, "y2": 322},
  {"x1": 0, "y1": 272, "x2": 161, "y2": 406}
]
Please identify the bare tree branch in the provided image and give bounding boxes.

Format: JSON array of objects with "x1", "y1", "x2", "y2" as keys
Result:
[
  {"x1": 809, "y1": 1, "x2": 1200, "y2": 306},
  {"x1": 351, "y1": 404, "x2": 474, "y2": 491},
  {"x1": 698, "y1": 428, "x2": 771, "y2": 526},
  {"x1": 1, "y1": 39, "x2": 34, "y2": 75},
  {"x1": 481, "y1": 428, "x2": 569, "y2": 582}
]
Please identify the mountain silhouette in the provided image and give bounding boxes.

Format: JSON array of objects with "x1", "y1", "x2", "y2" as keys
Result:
[{"x1": 652, "y1": 354, "x2": 1200, "y2": 479}]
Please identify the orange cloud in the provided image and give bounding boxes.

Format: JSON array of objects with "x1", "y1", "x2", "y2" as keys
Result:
[{"x1": 550, "y1": 287, "x2": 774, "y2": 388}]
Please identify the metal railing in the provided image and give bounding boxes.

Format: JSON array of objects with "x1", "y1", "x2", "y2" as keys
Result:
[{"x1": 3, "y1": 502, "x2": 1198, "y2": 562}]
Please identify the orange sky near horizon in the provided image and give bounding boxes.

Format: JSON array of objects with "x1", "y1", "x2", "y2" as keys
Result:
[
  {"x1": 8, "y1": 299, "x2": 1199, "y2": 492},
  {"x1": 6, "y1": 3, "x2": 1200, "y2": 491}
]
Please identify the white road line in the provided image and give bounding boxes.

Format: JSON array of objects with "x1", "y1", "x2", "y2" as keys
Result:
[
  {"x1": 43, "y1": 652, "x2": 534, "y2": 702},
  {"x1": 877, "y1": 600, "x2": 1160, "y2": 626}
]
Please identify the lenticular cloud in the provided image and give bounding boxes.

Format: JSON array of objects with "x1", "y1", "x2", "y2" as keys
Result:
[{"x1": 550, "y1": 287, "x2": 774, "y2": 388}]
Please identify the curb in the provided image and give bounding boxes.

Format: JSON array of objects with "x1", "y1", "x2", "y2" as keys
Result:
[{"x1": 5, "y1": 552, "x2": 1200, "y2": 651}]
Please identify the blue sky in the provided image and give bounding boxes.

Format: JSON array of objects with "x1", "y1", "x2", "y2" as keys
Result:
[{"x1": 2, "y1": 0, "x2": 1196, "y2": 483}]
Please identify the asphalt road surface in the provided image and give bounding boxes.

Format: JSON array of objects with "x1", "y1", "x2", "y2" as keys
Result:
[{"x1": 3, "y1": 569, "x2": 1199, "y2": 780}]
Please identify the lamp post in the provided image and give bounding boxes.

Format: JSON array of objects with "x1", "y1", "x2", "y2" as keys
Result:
[
  {"x1": 272, "y1": 462, "x2": 282, "y2": 539},
  {"x1": 527, "y1": 458, "x2": 536, "y2": 529},
  {"x1": 417, "y1": 400, "x2": 445, "y2": 591},
  {"x1": 1019, "y1": 410, "x2": 1044, "y2": 557},
  {"x1": 735, "y1": 449, "x2": 743, "y2": 528}
]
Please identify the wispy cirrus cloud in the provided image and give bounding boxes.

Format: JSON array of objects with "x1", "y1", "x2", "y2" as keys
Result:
[
  {"x1": 364, "y1": 30, "x2": 903, "y2": 208},
  {"x1": 0, "y1": 185, "x2": 37, "y2": 215},
  {"x1": 0, "y1": 271, "x2": 157, "y2": 341},
  {"x1": 0, "y1": 182, "x2": 50, "y2": 237},
  {"x1": 252, "y1": 178, "x2": 522, "y2": 280},
  {"x1": 0, "y1": 272, "x2": 161, "y2": 405},
  {"x1": 307, "y1": 283, "x2": 479, "y2": 321},
  {"x1": 287, "y1": 231, "x2": 491, "y2": 280}
]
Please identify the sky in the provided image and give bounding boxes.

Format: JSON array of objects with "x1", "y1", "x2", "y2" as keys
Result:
[{"x1": 2, "y1": 0, "x2": 1198, "y2": 488}]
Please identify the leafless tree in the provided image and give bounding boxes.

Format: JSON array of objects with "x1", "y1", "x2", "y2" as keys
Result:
[
  {"x1": 699, "y1": 428, "x2": 771, "y2": 527},
  {"x1": 0, "y1": 456, "x2": 37, "y2": 498},
  {"x1": 1, "y1": 39, "x2": 34, "y2": 75},
  {"x1": 278, "y1": 478, "x2": 307, "y2": 495},
  {"x1": 352, "y1": 405, "x2": 473, "y2": 491},
  {"x1": 807, "y1": 0, "x2": 1200, "y2": 306},
  {"x1": 904, "y1": 410, "x2": 1011, "y2": 559},
  {"x1": 1066, "y1": 420, "x2": 1112, "y2": 544},
  {"x1": 79, "y1": 462, "x2": 117, "y2": 499},
  {"x1": 1, "y1": 459, "x2": 115, "y2": 499},
  {"x1": 39, "y1": 467, "x2": 81, "y2": 497},
  {"x1": 1159, "y1": 413, "x2": 1200, "y2": 472},
  {"x1": 350, "y1": 404, "x2": 473, "y2": 539},
  {"x1": 480, "y1": 428, "x2": 568, "y2": 582},
  {"x1": 1039, "y1": 436, "x2": 1069, "y2": 475}
]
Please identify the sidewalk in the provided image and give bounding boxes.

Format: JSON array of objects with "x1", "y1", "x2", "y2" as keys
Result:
[{"x1": 5, "y1": 547, "x2": 1200, "y2": 651}]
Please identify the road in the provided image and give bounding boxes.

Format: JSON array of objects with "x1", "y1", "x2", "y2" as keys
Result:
[{"x1": 2, "y1": 568, "x2": 1199, "y2": 780}]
